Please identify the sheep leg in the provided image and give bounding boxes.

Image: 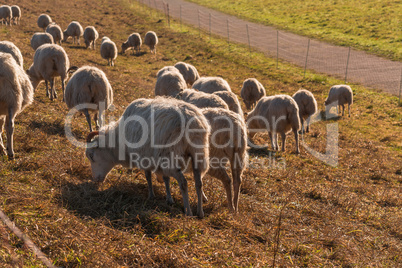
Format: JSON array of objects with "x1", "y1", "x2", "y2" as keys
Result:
[
  {"x1": 84, "y1": 108, "x2": 93, "y2": 132},
  {"x1": 336, "y1": 105, "x2": 339, "y2": 114},
  {"x1": 0, "y1": 118, "x2": 6, "y2": 155},
  {"x1": 45, "y1": 80, "x2": 49, "y2": 97},
  {"x1": 61, "y1": 78, "x2": 66, "y2": 102},
  {"x1": 341, "y1": 104, "x2": 345, "y2": 116},
  {"x1": 306, "y1": 116, "x2": 311, "y2": 133},
  {"x1": 208, "y1": 167, "x2": 234, "y2": 212},
  {"x1": 5, "y1": 109, "x2": 15, "y2": 159},
  {"x1": 163, "y1": 176, "x2": 174, "y2": 205},
  {"x1": 275, "y1": 133, "x2": 279, "y2": 151},
  {"x1": 348, "y1": 104, "x2": 351, "y2": 117},
  {"x1": 144, "y1": 170, "x2": 155, "y2": 200},
  {"x1": 231, "y1": 166, "x2": 243, "y2": 213},
  {"x1": 281, "y1": 132, "x2": 286, "y2": 152},
  {"x1": 300, "y1": 118, "x2": 305, "y2": 134},
  {"x1": 49, "y1": 78, "x2": 55, "y2": 101},
  {"x1": 193, "y1": 167, "x2": 204, "y2": 218},
  {"x1": 173, "y1": 170, "x2": 193, "y2": 216},
  {"x1": 268, "y1": 131, "x2": 275, "y2": 151},
  {"x1": 294, "y1": 129, "x2": 300, "y2": 154},
  {"x1": 94, "y1": 112, "x2": 100, "y2": 130}
]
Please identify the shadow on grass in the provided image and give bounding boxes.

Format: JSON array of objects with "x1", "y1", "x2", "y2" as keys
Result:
[{"x1": 28, "y1": 119, "x2": 65, "y2": 136}]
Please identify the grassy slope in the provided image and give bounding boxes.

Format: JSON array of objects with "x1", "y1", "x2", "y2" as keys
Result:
[
  {"x1": 0, "y1": 0, "x2": 401, "y2": 266},
  {"x1": 187, "y1": 0, "x2": 402, "y2": 61}
]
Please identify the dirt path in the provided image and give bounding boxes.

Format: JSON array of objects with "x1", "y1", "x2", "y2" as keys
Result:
[{"x1": 143, "y1": 0, "x2": 401, "y2": 96}]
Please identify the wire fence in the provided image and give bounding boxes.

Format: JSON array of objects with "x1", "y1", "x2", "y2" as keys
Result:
[{"x1": 138, "y1": 0, "x2": 402, "y2": 102}]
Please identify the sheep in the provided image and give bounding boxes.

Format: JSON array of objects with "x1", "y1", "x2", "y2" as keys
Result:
[
  {"x1": 85, "y1": 97, "x2": 211, "y2": 218},
  {"x1": 11, "y1": 5, "x2": 21, "y2": 25},
  {"x1": 100, "y1": 37, "x2": 118, "y2": 66},
  {"x1": 325, "y1": 85, "x2": 353, "y2": 117},
  {"x1": 247, "y1": 95, "x2": 301, "y2": 154},
  {"x1": 0, "y1": 41, "x2": 23, "y2": 67},
  {"x1": 63, "y1": 21, "x2": 84, "y2": 45},
  {"x1": 0, "y1": 5, "x2": 12, "y2": 26},
  {"x1": 65, "y1": 66, "x2": 113, "y2": 132},
  {"x1": 83, "y1": 26, "x2": 99, "y2": 49},
  {"x1": 121, "y1": 33, "x2": 142, "y2": 55},
  {"x1": 240, "y1": 78, "x2": 266, "y2": 110},
  {"x1": 46, "y1": 23, "x2": 63, "y2": 45},
  {"x1": 154, "y1": 70, "x2": 186, "y2": 97},
  {"x1": 292, "y1": 89, "x2": 317, "y2": 133},
  {"x1": 174, "y1": 62, "x2": 200, "y2": 86},
  {"x1": 156, "y1": 66, "x2": 180, "y2": 78},
  {"x1": 37, "y1": 14, "x2": 52, "y2": 30},
  {"x1": 192, "y1": 76, "x2": 232, "y2": 93},
  {"x1": 144, "y1": 31, "x2": 158, "y2": 54},
  {"x1": 177, "y1": 89, "x2": 229, "y2": 110},
  {"x1": 212, "y1": 90, "x2": 244, "y2": 120},
  {"x1": 0, "y1": 52, "x2": 34, "y2": 159},
  {"x1": 30, "y1": 32, "x2": 54, "y2": 50},
  {"x1": 26, "y1": 44, "x2": 70, "y2": 101}
]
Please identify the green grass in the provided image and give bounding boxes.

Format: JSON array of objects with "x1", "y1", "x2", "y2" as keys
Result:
[{"x1": 187, "y1": 0, "x2": 402, "y2": 60}]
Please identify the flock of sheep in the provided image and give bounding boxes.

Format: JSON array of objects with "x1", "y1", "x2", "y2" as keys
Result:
[{"x1": 0, "y1": 4, "x2": 354, "y2": 218}]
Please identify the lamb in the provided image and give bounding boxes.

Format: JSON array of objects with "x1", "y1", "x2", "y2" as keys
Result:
[
  {"x1": 177, "y1": 89, "x2": 229, "y2": 110},
  {"x1": 144, "y1": 31, "x2": 158, "y2": 54},
  {"x1": 30, "y1": 32, "x2": 54, "y2": 50},
  {"x1": 63, "y1": 21, "x2": 84, "y2": 45},
  {"x1": 154, "y1": 70, "x2": 186, "y2": 97},
  {"x1": 0, "y1": 5, "x2": 12, "y2": 26},
  {"x1": 46, "y1": 23, "x2": 63, "y2": 45},
  {"x1": 247, "y1": 95, "x2": 301, "y2": 154},
  {"x1": 325, "y1": 85, "x2": 353, "y2": 117},
  {"x1": 0, "y1": 52, "x2": 34, "y2": 159},
  {"x1": 192, "y1": 76, "x2": 232, "y2": 93},
  {"x1": 11, "y1": 5, "x2": 21, "y2": 25},
  {"x1": 156, "y1": 65, "x2": 180, "y2": 78},
  {"x1": 174, "y1": 62, "x2": 200, "y2": 86},
  {"x1": 121, "y1": 33, "x2": 142, "y2": 55},
  {"x1": 64, "y1": 66, "x2": 113, "y2": 132},
  {"x1": 100, "y1": 37, "x2": 118, "y2": 66},
  {"x1": 212, "y1": 90, "x2": 244, "y2": 120},
  {"x1": 83, "y1": 26, "x2": 99, "y2": 49},
  {"x1": 240, "y1": 78, "x2": 266, "y2": 110},
  {"x1": 26, "y1": 44, "x2": 70, "y2": 101},
  {"x1": 85, "y1": 97, "x2": 211, "y2": 218},
  {"x1": 292, "y1": 89, "x2": 317, "y2": 133},
  {"x1": 0, "y1": 41, "x2": 23, "y2": 67},
  {"x1": 37, "y1": 14, "x2": 52, "y2": 30}
]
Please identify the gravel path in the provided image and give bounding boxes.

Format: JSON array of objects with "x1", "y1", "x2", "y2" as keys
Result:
[{"x1": 142, "y1": 0, "x2": 401, "y2": 96}]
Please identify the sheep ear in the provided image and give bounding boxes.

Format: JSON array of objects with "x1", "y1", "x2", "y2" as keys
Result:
[
  {"x1": 67, "y1": 66, "x2": 79, "y2": 73},
  {"x1": 86, "y1": 131, "x2": 100, "y2": 143}
]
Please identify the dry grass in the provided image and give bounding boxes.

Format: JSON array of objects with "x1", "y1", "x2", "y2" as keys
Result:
[{"x1": 0, "y1": 0, "x2": 401, "y2": 267}]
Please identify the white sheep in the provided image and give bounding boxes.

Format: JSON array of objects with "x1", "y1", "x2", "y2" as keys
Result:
[
  {"x1": 192, "y1": 76, "x2": 232, "y2": 93},
  {"x1": 247, "y1": 95, "x2": 301, "y2": 154},
  {"x1": 177, "y1": 89, "x2": 229, "y2": 110},
  {"x1": 63, "y1": 21, "x2": 84, "y2": 45},
  {"x1": 83, "y1": 26, "x2": 99, "y2": 49},
  {"x1": 65, "y1": 66, "x2": 114, "y2": 132},
  {"x1": 156, "y1": 65, "x2": 180, "y2": 78},
  {"x1": 11, "y1": 5, "x2": 21, "y2": 25},
  {"x1": 154, "y1": 70, "x2": 186, "y2": 97},
  {"x1": 85, "y1": 97, "x2": 211, "y2": 218},
  {"x1": 174, "y1": 62, "x2": 200, "y2": 86},
  {"x1": 240, "y1": 78, "x2": 266, "y2": 110},
  {"x1": 26, "y1": 44, "x2": 70, "y2": 101},
  {"x1": 292, "y1": 89, "x2": 317, "y2": 133},
  {"x1": 100, "y1": 37, "x2": 118, "y2": 66},
  {"x1": 0, "y1": 41, "x2": 23, "y2": 67},
  {"x1": 37, "y1": 14, "x2": 52, "y2": 30},
  {"x1": 0, "y1": 5, "x2": 12, "y2": 26},
  {"x1": 46, "y1": 23, "x2": 63, "y2": 45},
  {"x1": 144, "y1": 31, "x2": 158, "y2": 54},
  {"x1": 325, "y1": 85, "x2": 353, "y2": 117},
  {"x1": 121, "y1": 33, "x2": 142, "y2": 55},
  {"x1": 30, "y1": 32, "x2": 54, "y2": 50},
  {"x1": 212, "y1": 90, "x2": 244, "y2": 120},
  {"x1": 0, "y1": 52, "x2": 34, "y2": 159}
]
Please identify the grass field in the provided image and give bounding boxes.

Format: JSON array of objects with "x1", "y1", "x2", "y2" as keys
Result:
[
  {"x1": 187, "y1": 0, "x2": 402, "y2": 61},
  {"x1": 0, "y1": 0, "x2": 401, "y2": 266}
]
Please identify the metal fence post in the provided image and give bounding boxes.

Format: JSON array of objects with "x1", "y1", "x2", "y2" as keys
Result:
[
  {"x1": 198, "y1": 10, "x2": 200, "y2": 38},
  {"x1": 167, "y1": 4, "x2": 170, "y2": 27},
  {"x1": 227, "y1": 19, "x2": 230, "y2": 51},
  {"x1": 399, "y1": 68, "x2": 402, "y2": 105},
  {"x1": 209, "y1": 13, "x2": 211, "y2": 41},
  {"x1": 246, "y1": 24, "x2": 251, "y2": 54},
  {"x1": 180, "y1": 5, "x2": 182, "y2": 31},
  {"x1": 276, "y1": 30, "x2": 279, "y2": 69},
  {"x1": 345, "y1": 46, "x2": 351, "y2": 83},
  {"x1": 304, "y1": 39, "x2": 310, "y2": 78}
]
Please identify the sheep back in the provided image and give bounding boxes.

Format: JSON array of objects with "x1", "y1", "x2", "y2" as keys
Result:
[
  {"x1": 292, "y1": 89, "x2": 317, "y2": 120},
  {"x1": 179, "y1": 89, "x2": 229, "y2": 110},
  {"x1": 64, "y1": 21, "x2": 84, "y2": 40},
  {"x1": 174, "y1": 62, "x2": 200, "y2": 86},
  {"x1": 156, "y1": 66, "x2": 180, "y2": 78},
  {"x1": 37, "y1": 14, "x2": 52, "y2": 29},
  {"x1": 240, "y1": 78, "x2": 266, "y2": 110},
  {"x1": 155, "y1": 71, "x2": 186, "y2": 97},
  {"x1": 31, "y1": 32, "x2": 54, "y2": 50},
  {"x1": 212, "y1": 90, "x2": 243, "y2": 119},
  {"x1": 46, "y1": 23, "x2": 64, "y2": 44},
  {"x1": 0, "y1": 41, "x2": 23, "y2": 67},
  {"x1": 192, "y1": 76, "x2": 232, "y2": 93}
]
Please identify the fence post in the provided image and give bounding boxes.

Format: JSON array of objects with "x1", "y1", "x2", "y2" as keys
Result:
[
  {"x1": 167, "y1": 3, "x2": 170, "y2": 27},
  {"x1": 345, "y1": 46, "x2": 351, "y2": 83},
  {"x1": 304, "y1": 39, "x2": 310, "y2": 78},
  {"x1": 180, "y1": 5, "x2": 182, "y2": 31},
  {"x1": 198, "y1": 10, "x2": 200, "y2": 38},
  {"x1": 246, "y1": 24, "x2": 251, "y2": 54},
  {"x1": 399, "y1": 68, "x2": 402, "y2": 105},
  {"x1": 209, "y1": 13, "x2": 211, "y2": 41},
  {"x1": 227, "y1": 19, "x2": 230, "y2": 51},
  {"x1": 276, "y1": 30, "x2": 279, "y2": 69}
]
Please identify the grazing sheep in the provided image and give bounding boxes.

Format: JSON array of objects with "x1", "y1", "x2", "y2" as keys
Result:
[
  {"x1": 144, "y1": 31, "x2": 158, "y2": 54},
  {"x1": 65, "y1": 66, "x2": 113, "y2": 132},
  {"x1": 37, "y1": 14, "x2": 52, "y2": 30},
  {"x1": 100, "y1": 37, "x2": 118, "y2": 66},
  {"x1": 213, "y1": 90, "x2": 244, "y2": 120},
  {"x1": 325, "y1": 85, "x2": 353, "y2": 117},
  {"x1": 121, "y1": 33, "x2": 142, "y2": 55},
  {"x1": 85, "y1": 97, "x2": 211, "y2": 218},
  {"x1": 292, "y1": 89, "x2": 317, "y2": 133},
  {"x1": 154, "y1": 70, "x2": 186, "y2": 97},
  {"x1": 0, "y1": 52, "x2": 34, "y2": 159},
  {"x1": 247, "y1": 95, "x2": 301, "y2": 154},
  {"x1": 240, "y1": 78, "x2": 266, "y2": 110},
  {"x1": 177, "y1": 89, "x2": 229, "y2": 110},
  {"x1": 46, "y1": 23, "x2": 63, "y2": 45},
  {"x1": 174, "y1": 62, "x2": 200, "y2": 86},
  {"x1": 30, "y1": 32, "x2": 54, "y2": 50},
  {"x1": 26, "y1": 44, "x2": 70, "y2": 101},
  {"x1": 156, "y1": 65, "x2": 180, "y2": 78},
  {"x1": 0, "y1": 5, "x2": 12, "y2": 26},
  {"x1": 193, "y1": 76, "x2": 232, "y2": 93},
  {"x1": 83, "y1": 26, "x2": 99, "y2": 49},
  {"x1": 0, "y1": 41, "x2": 23, "y2": 67},
  {"x1": 11, "y1": 5, "x2": 21, "y2": 25},
  {"x1": 63, "y1": 21, "x2": 84, "y2": 45}
]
